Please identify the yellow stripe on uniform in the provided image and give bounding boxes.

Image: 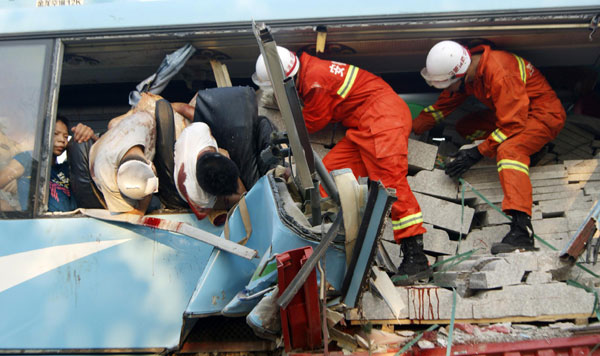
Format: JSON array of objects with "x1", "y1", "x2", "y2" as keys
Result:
[
  {"x1": 466, "y1": 129, "x2": 486, "y2": 141},
  {"x1": 497, "y1": 159, "x2": 529, "y2": 175},
  {"x1": 490, "y1": 128, "x2": 507, "y2": 144},
  {"x1": 513, "y1": 54, "x2": 527, "y2": 84},
  {"x1": 392, "y1": 212, "x2": 424, "y2": 231},
  {"x1": 336, "y1": 65, "x2": 358, "y2": 98},
  {"x1": 424, "y1": 105, "x2": 445, "y2": 123}
]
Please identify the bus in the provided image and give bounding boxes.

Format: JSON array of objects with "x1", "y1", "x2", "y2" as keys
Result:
[{"x1": 0, "y1": 0, "x2": 599, "y2": 353}]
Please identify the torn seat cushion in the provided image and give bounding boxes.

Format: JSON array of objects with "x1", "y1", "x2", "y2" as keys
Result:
[{"x1": 67, "y1": 140, "x2": 105, "y2": 209}]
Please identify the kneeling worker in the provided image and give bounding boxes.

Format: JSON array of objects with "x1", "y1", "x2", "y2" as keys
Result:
[{"x1": 415, "y1": 40, "x2": 566, "y2": 254}]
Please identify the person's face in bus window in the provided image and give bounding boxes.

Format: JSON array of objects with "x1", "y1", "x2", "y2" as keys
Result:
[{"x1": 53, "y1": 120, "x2": 69, "y2": 157}]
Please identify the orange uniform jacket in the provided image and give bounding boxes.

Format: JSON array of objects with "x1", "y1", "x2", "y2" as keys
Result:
[
  {"x1": 297, "y1": 52, "x2": 426, "y2": 241},
  {"x1": 413, "y1": 45, "x2": 565, "y2": 215}
]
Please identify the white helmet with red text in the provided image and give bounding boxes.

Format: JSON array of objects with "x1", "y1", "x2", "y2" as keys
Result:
[
  {"x1": 421, "y1": 40, "x2": 471, "y2": 89},
  {"x1": 252, "y1": 46, "x2": 300, "y2": 87}
]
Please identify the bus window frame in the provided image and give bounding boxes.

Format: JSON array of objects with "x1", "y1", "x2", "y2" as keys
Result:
[{"x1": 0, "y1": 38, "x2": 58, "y2": 219}]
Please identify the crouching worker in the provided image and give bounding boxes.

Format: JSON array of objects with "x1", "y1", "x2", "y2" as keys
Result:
[
  {"x1": 158, "y1": 86, "x2": 276, "y2": 224},
  {"x1": 415, "y1": 40, "x2": 566, "y2": 254},
  {"x1": 254, "y1": 47, "x2": 430, "y2": 285},
  {"x1": 88, "y1": 109, "x2": 158, "y2": 215}
]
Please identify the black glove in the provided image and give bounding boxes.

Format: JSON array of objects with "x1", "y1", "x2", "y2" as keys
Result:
[{"x1": 444, "y1": 146, "x2": 483, "y2": 178}]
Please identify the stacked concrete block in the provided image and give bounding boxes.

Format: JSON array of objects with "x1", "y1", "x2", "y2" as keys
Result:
[
  {"x1": 346, "y1": 288, "x2": 410, "y2": 320},
  {"x1": 407, "y1": 139, "x2": 438, "y2": 172},
  {"x1": 414, "y1": 192, "x2": 474, "y2": 234},
  {"x1": 550, "y1": 122, "x2": 598, "y2": 161},
  {"x1": 457, "y1": 225, "x2": 510, "y2": 255},
  {"x1": 406, "y1": 286, "x2": 474, "y2": 320},
  {"x1": 470, "y1": 283, "x2": 596, "y2": 318},
  {"x1": 422, "y1": 223, "x2": 458, "y2": 255},
  {"x1": 407, "y1": 169, "x2": 458, "y2": 200}
]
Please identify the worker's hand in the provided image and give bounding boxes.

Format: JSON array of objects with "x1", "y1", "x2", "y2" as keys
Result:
[
  {"x1": 444, "y1": 146, "x2": 483, "y2": 178},
  {"x1": 71, "y1": 123, "x2": 98, "y2": 143}
]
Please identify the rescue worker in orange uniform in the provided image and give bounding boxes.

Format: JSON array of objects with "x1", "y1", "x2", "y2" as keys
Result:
[
  {"x1": 254, "y1": 47, "x2": 430, "y2": 284},
  {"x1": 414, "y1": 40, "x2": 566, "y2": 254}
]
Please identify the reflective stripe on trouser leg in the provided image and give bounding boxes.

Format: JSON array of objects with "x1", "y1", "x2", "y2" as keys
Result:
[{"x1": 497, "y1": 158, "x2": 532, "y2": 216}]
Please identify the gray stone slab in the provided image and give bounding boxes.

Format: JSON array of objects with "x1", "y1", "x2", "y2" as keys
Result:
[
  {"x1": 532, "y1": 183, "x2": 583, "y2": 195},
  {"x1": 569, "y1": 173, "x2": 600, "y2": 182},
  {"x1": 539, "y1": 194, "x2": 593, "y2": 216},
  {"x1": 533, "y1": 190, "x2": 584, "y2": 202},
  {"x1": 497, "y1": 252, "x2": 539, "y2": 273},
  {"x1": 407, "y1": 169, "x2": 458, "y2": 200},
  {"x1": 469, "y1": 259, "x2": 525, "y2": 289},
  {"x1": 532, "y1": 217, "x2": 569, "y2": 235},
  {"x1": 458, "y1": 225, "x2": 510, "y2": 255},
  {"x1": 525, "y1": 271, "x2": 553, "y2": 284},
  {"x1": 471, "y1": 283, "x2": 596, "y2": 318},
  {"x1": 408, "y1": 139, "x2": 438, "y2": 172},
  {"x1": 348, "y1": 288, "x2": 409, "y2": 320},
  {"x1": 422, "y1": 224, "x2": 457, "y2": 255},
  {"x1": 405, "y1": 285, "x2": 474, "y2": 320},
  {"x1": 563, "y1": 122, "x2": 597, "y2": 141},
  {"x1": 566, "y1": 210, "x2": 594, "y2": 232},
  {"x1": 414, "y1": 192, "x2": 474, "y2": 234},
  {"x1": 565, "y1": 159, "x2": 600, "y2": 175},
  {"x1": 482, "y1": 205, "x2": 543, "y2": 226}
]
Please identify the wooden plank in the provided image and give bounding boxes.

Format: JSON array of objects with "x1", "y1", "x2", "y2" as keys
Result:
[{"x1": 348, "y1": 313, "x2": 597, "y2": 325}]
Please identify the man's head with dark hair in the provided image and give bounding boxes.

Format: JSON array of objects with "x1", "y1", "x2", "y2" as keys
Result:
[
  {"x1": 56, "y1": 115, "x2": 70, "y2": 128},
  {"x1": 196, "y1": 152, "x2": 240, "y2": 196}
]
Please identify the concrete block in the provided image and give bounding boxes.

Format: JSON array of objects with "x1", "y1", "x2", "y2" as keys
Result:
[
  {"x1": 525, "y1": 271, "x2": 553, "y2": 284},
  {"x1": 414, "y1": 192, "x2": 474, "y2": 234},
  {"x1": 407, "y1": 169, "x2": 458, "y2": 200},
  {"x1": 565, "y1": 159, "x2": 600, "y2": 175},
  {"x1": 563, "y1": 122, "x2": 596, "y2": 141},
  {"x1": 408, "y1": 139, "x2": 438, "y2": 172},
  {"x1": 531, "y1": 178, "x2": 572, "y2": 188},
  {"x1": 566, "y1": 210, "x2": 594, "y2": 232},
  {"x1": 471, "y1": 283, "x2": 596, "y2": 318},
  {"x1": 532, "y1": 217, "x2": 569, "y2": 235},
  {"x1": 481, "y1": 206, "x2": 542, "y2": 226},
  {"x1": 405, "y1": 285, "x2": 474, "y2": 320},
  {"x1": 539, "y1": 194, "x2": 593, "y2": 216},
  {"x1": 584, "y1": 184, "x2": 600, "y2": 195},
  {"x1": 458, "y1": 225, "x2": 510, "y2": 255},
  {"x1": 469, "y1": 258, "x2": 525, "y2": 289},
  {"x1": 530, "y1": 165, "x2": 568, "y2": 180},
  {"x1": 464, "y1": 187, "x2": 503, "y2": 200},
  {"x1": 568, "y1": 173, "x2": 600, "y2": 182},
  {"x1": 423, "y1": 224, "x2": 457, "y2": 255},
  {"x1": 532, "y1": 183, "x2": 583, "y2": 195},
  {"x1": 533, "y1": 190, "x2": 585, "y2": 202},
  {"x1": 348, "y1": 288, "x2": 409, "y2": 320},
  {"x1": 499, "y1": 251, "x2": 539, "y2": 272}
]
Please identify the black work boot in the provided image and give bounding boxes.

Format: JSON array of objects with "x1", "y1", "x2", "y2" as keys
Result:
[
  {"x1": 491, "y1": 210, "x2": 536, "y2": 254},
  {"x1": 392, "y1": 234, "x2": 432, "y2": 286}
]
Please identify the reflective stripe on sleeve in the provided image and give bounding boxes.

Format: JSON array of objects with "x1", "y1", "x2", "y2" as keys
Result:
[
  {"x1": 490, "y1": 128, "x2": 507, "y2": 144},
  {"x1": 465, "y1": 129, "x2": 487, "y2": 141},
  {"x1": 424, "y1": 105, "x2": 444, "y2": 123},
  {"x1": 392, "y1": 212, "x2": 424, "y2": 231},
  {"x1": 336, "y1": 65, "x2": 358, "y2": 98},
  {"x1": 497, "y1": 159, "x2": 529, "y2": 175},
  {"x1": 513, "y1": 54, "x2": 527, "y2": 84}
]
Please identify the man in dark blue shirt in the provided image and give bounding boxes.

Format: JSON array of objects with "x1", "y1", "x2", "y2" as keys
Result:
[{"x1": 6, "y1": 117, "x2": 96, "y2": 212}]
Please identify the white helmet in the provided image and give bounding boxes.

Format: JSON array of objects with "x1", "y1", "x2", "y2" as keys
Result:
[
  {"x1": 252, "y1": 46, "x2": 300, "y2": 87},
  {"x1": 117, "y1": 159, "x2": 159, "y2": 200},
  {"x1": 421, "y1": 40, "x2": 471, "y2": 89}
]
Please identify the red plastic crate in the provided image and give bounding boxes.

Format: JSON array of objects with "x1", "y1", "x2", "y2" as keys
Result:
[{"x1": 276, "y1": 246, "x2": 322, "y2": 352}]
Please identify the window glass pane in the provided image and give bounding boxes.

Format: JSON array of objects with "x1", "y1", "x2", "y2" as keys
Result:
[{"x1": 0, "y1": 41, "x2": 51, "y2": 215}]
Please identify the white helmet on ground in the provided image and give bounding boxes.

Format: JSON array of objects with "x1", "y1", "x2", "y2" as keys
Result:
[
  {"x1": 117, "y1": 159, "x2": 159, "y2": 200},
  {"x1": 421, "y1": 40, "x2": 471, "y2": 89},
  {"x1": 252, "y1": 46, "x2": 300, "y2": 87}
]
